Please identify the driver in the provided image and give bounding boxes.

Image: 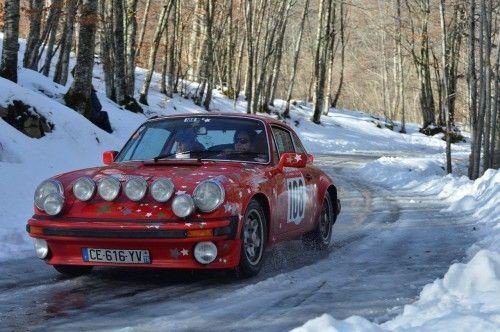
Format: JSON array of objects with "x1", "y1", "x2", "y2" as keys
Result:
[
  {"x1": 175, "y1": 131, "x2": 205, "y2": 156},
  {"x1": 233, "y1": 129, "x2": 256, "y2": 153}
]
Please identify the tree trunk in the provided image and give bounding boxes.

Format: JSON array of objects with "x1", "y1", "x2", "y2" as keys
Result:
[
  {"x1": 482, "y1": 0, "x2": 492, "y2": 170},
  {"x1": 439, "y1": 0, "x2": 452, "y2": 174},
  {"x1": 125, "y1": 0, "x2": 138, "y2": 96},
  {"x1": 467, "y1": 0, "x2": 479, "y2": 179},
  {"x1": 136, "y1": 0, "x2": 151, "y2": 58},
  {"x1": 203, "y1": 0, "x2": 215, "y2": 111},
  {"x1": 490, "y1": 33, "x2": 500, "y2": 168},
  {"x1": 284, "y1": 0, "x2": 309, "y2": 118},
  {"x1": 64, "y1": 0, "x2": 98, "y2": 118},
  {"x1": 244, "y1": 0, "x2": 254, "y2": 113},
  {"x1": 113, "y1": 0, "x2": 127, "y2": 105},
  {"x1": 54, "y1": 0, "x2": 78, "y2": 85},
  {"x1": 167, "y1": 0, "x2": 179, "y2": 98},
  {"x1": 138, "y1": 1, "x2": 171, "y2": 105},
  {"x1": 268, "y1": 0, "x2": 293, "y2": 108},
  {"x1": 0, "y1": 0, "x2": 20, "y2": 83},
  {"x1": 23, "y1": 0, "x2": 43, "y2": 69},
  {"x1": 332, "y1": 0, "x2": 347, "y2": 109},
  {"x1": 395, "y1": 0, "x2": 406, "y2": 133},
  {"x1": 99, "y1": 0, "x2": 115, "y2": 101},
  {"x1": 41, "y1": 0, "x2": 63, "y2": 76},
  {"x1": 311, "y1": 0, "x2": 328, "y2": 124}
]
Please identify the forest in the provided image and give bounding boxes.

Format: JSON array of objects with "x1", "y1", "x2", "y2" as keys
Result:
[{"x1": 0, "y1": 0, "x2": 498, "y2": 179}]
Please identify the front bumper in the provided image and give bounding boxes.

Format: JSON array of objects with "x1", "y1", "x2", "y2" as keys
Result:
[{"x1": 26, "y1": 216, "x2": 241, "y2": 269}]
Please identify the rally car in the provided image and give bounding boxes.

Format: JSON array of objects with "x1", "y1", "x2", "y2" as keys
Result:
[{"x1": 26, "y1": 113, "x2": 340, "y2": 277}]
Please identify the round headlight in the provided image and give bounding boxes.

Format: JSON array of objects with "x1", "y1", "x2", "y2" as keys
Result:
[
  {"x1": 73, "y1": 177, "x2": 96, "y2": 201},
  {"x1": 125, "y1": 177, "x2": 147, "y2": 201},
  {"x1": 151, "y1": 178, "x2": 174, "y2": 202},
  {"x1": 43, "y1": 193, "x2": 65, "y2": 215},
  {"x1": 172, "y1": 194, "x2": 195, "y2": 218},
  {"x1": 98, "y1": 176, "x2": 121, "y2": 201},
  {"x1": 194, "y1": 242, "x2": 218, "y2": 264},
  {"x1": 193, "y1": 181, "x2": 225, "y2": 212},
  {"x1": 34, "y1": 180, "x2": 63, "y2": 211}
]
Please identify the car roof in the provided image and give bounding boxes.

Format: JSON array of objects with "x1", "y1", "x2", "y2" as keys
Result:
[{"x1": 146, "y1": 112, "x2": 287, "y2": 127}]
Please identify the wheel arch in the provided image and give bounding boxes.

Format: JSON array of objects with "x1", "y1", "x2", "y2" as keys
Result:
[
  {"x1": 250, "y1": 193, "x2": 271, "y2": 243},
  {"x1": 326, "y1": 185, "x2": 340, "y2": 216}
]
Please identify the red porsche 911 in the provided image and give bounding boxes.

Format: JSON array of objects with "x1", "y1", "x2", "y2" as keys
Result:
[{"x1": 26, "y1": 113, "x2": 340, "y2": 277}]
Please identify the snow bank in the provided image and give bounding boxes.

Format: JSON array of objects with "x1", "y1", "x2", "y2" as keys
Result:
[
  {"x1": 294, "y1": 159, "x2": 500, "y2": 331},
  {"x1": 0, "y1": 66, "x2": 164, "y2": 259}
]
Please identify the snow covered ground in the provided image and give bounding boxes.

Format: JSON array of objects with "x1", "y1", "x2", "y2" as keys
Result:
[
  {"x1": 295, "y1": 158, "x2": 499, "y2": 331},
  {"x1": 0, "y1": 34, "x2": 498, "y2": 330}
]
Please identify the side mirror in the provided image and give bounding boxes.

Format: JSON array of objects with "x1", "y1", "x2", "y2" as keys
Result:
[
  {"x1": 103, "y1": 150, "x2": 118, "y2": 165},
  {"x1": 278, "y1": 152, "x2": 307, "y2": 171},
  {"x1": 307, "y1": 153, "x2": 314, "y2": 164}
]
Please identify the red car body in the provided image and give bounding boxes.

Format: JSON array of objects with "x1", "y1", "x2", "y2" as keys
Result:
[{"x1": 27, "y1": 113, "x2": 340, "y2": 276}]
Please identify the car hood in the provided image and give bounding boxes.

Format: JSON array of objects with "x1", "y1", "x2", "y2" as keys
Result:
[{"x1": 47, "y1": 161, "x2": 269, "y2": 220}]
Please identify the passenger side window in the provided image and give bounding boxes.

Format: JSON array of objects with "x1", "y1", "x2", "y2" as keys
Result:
[
  {"x1": 271, "y1": 127, "x2": 294, "y2": 157},
  {"x1": 292, "y1": 132, "x2": 306, "y2": 154}
]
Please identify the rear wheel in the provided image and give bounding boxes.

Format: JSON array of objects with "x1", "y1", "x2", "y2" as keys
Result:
[
  {"x1": 302, "y1": 194, "x2": 335, "y2": 250},
  {"x1": 54, "y1": 265, "x2": 93, "y2": 277},
  {"x1": 237, "y1": 199, "x2": 267, "y2": 278}
]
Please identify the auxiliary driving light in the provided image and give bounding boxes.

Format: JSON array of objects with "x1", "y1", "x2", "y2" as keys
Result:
[
  {"x1": 194, "y1": 241, "x2": 218, "y2": 264},
  {"x1": 172, "y1": 194, "x2": 195, "y2": 218},
  {"x1": 34, "y1": 239, "x2": 49, "y2": 259}
]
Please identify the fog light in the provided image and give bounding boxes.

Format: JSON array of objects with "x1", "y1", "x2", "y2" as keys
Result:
[
  {"x1": 194, "y1": 241, "x2": 217, "y2": 264},
  {"x1": 34, "y1": 239, "x2": 49, "y2": 259}
]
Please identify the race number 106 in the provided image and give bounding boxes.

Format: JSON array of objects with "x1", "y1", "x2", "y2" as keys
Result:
[{"x1": 287, "y1": 176, "x2": 306, "y2": 224}]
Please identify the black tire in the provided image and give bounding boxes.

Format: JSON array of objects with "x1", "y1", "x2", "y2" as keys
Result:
[
  {"x1": 302, "y1": 194, "x2": 335, "y2": 250},
  {"x1": 237, "y1": 199, "x2": 267, "y2": 278},
  {"x1": 54, "y1": 265, "x2": 93, "y2": 277}
]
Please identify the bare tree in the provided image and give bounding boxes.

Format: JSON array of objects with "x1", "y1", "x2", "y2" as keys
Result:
[
  {"x1": 112, "y1": 0, "x2": 127, "y2": 104},
  {"x1": 54, "y1": 0, "x2": 79, "y2": 85},
  {"x1": 439, "y1": 0, "x2": 452, "y2": 174},
  {"x1": 125, "y1": 0, "x2": 139, "y2": 96},
  {"x1": 139, "y1": 0, "x2": 172, "y2": 105},
  {"x1": 136, "y1": 0, "x2": 151, "y2": 58},
  {"x1": 331, "y1": 0, "x2": 347, "y2": 109},
  {"x1": 99, "y1": 0, "x2": 116, "y2": 101},
  {"x1": 41, "y1": 0, "x2": 64, "y2": 76},
  {"x1": 0, "y1": 0, "x2": 20, "y2": 83},
  {"x1": 23, "y1": 0, "x2": 44, "y2": 70},
  {"x1": 311, "y1": 0, "x2": 332, "y2": 123},
  {"x1": 64, "y1": 0, "x2": 99, "y2": 118},
  {"x1": 395, "y1": 0, "x2": 406, "y2": 133},
  {"x1": 202, "y1": 0, "x2": 215, "y2": 110},
  {"x1": 284, "y1": 0, "x2": 310, "y2": 118}
]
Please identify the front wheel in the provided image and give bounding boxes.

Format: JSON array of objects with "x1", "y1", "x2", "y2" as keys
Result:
[
  {"x1": 302, "y1": 194, "x2": 335, "y2": 250},
  {"x1": 237, "y1": 199, "x2": 267, "y2": 278},
  {"x1": 54, "y1": 265, "x2": 93, "y2": 277}
]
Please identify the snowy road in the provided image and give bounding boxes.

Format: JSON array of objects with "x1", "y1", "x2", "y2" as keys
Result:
[{"x1": 0, "y1": 155, "x2": 477, "y2": 331}]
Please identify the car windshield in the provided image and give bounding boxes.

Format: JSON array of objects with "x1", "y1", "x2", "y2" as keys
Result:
[{"x1": 115, "y1": 116, "x2": 270, "y2": 163}]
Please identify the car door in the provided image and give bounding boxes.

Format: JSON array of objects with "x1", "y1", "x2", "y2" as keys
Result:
[
  {"x1": 271, "y1": 126, "x2": 309, "y2": 237},
  {"x1": 291, "y1": 131, "x2": 319, "y2": 230}
]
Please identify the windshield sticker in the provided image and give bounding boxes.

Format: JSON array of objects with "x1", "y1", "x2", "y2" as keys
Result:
[{"x1": 183, "y1": 117, "x2": 211, "y2": 123}]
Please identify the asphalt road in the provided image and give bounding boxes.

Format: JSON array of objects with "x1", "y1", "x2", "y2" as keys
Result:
[{"x1": 0, "y1": 155, "x2": 477, "y2": 331}]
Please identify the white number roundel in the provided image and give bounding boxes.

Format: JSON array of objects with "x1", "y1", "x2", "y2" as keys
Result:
[{"x1": 287, "y1": 176, "x2": 306, "y2": 224}]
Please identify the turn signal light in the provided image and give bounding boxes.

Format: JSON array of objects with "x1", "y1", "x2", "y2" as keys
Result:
[
  {"x1": 187, "y1": 229, "x2": 213, "y2": 238},
  {"x1": 29, "y1": 226, "x2": 44, "y2": 235}
]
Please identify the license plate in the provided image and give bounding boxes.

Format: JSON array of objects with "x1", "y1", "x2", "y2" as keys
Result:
[{"x1": 82, "y1": 248, "x2": 150, "y2": 264}]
